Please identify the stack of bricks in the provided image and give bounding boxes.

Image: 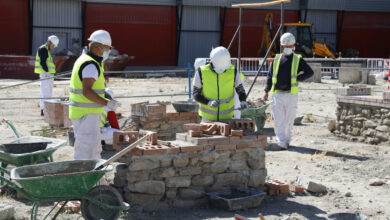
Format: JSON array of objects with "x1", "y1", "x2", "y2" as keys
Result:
[
  {"x1": 111, "y1": 119, "x2": 268, "y2": 212},
  {"x1": 130, "y1": 102, "x2": 200, "y2": 140},
  {"x1": 265, "y1": 180, "x2": 304, "y2": 195},
  {"x1": 44, "y1": 100, "x2": 72, "y2": 127},
  {"x1": 384, "y1": 91, "x2": 390, "y2": 101},
  {"x1": 336, "y1": 87, "x2": 371, "y2": 96}
]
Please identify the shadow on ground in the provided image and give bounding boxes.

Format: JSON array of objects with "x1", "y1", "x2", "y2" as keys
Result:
[{"x1": 288, "y1": 145, "x2": 370, "y2": 161}]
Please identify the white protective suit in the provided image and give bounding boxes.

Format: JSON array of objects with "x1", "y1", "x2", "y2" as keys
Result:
[
  {"x1": 40, "y1": 73, "x2": 54, "y2": 111},
  {"x1": 100, "y1": 106, "x2": 120, "y2": 145},
  {"x1": 271, "y1": 93, "x2": 298, "y2": 148},
  {"x1": 72, "y1": 114, "x2": 102, "y2": 160}
]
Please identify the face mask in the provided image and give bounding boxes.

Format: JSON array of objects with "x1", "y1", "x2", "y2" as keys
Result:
[
  {"x1": 283, "y1": 47, "x2": 293, "y2": 55},
  {"x1": 102, "y1": 49, "x2": 110, "y2": 61}
]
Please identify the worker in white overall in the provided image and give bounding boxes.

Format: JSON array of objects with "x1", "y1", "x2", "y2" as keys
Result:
[
  {"x1": 100, "y1": 88, "x2": 121, "y2": 145},
  {"x1": 262, "y1": 33, "x2": 313, "y2": 150},
  {"x1": 34, "y1": 35, "x2": 59, "y2": 116}
]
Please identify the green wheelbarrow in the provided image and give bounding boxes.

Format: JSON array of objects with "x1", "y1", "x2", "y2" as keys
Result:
[
  {"x1": 241, "y1": 101, "x2": 272, "y2": 132},
  {"x1": 0, "y1": 133, "x2": 152, "y2": 220}
]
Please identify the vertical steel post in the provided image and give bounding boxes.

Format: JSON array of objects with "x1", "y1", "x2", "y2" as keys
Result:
[
  {"x1": 280, "y1": 3, "x2": 285, "y2": 53},
  {"x1": 238, "y1": 8, "x2": 242, "y2": 72},
  {"x1": 187, "y1": 63, "x2": 192, "y2": 99}
]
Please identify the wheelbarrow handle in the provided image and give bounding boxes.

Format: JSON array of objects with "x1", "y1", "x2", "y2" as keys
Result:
[{"x1": 95, "y1": 134, "x2": 152, "y2": 170}]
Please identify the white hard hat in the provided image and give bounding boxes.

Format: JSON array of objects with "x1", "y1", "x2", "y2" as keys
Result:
[
  {"x1": 210, "y1": 46, "x2": 231, "y2": 74},
  {"x1": 105, "y1": 88, "x2": 114, "y2": 99},
  {"x1": 88, "y1": 30, "x2": 112, "y2": 48},
  {"x1": 48, "y1": 35, "x2": 59, "y2": 47},
  {"x1": 280, "y1": 32, "x2": 295, "y2": 46}
]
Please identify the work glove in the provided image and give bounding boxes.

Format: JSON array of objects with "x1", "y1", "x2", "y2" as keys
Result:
[
  {"x1": 207, "y1": 100, "x2": 220, "y2": 108},
  {"x1": 240, "y1": 101, "x2": 248, "y2": 110},
  {"x1": 107, "y1": 99, "x2": 121, "y2": 111}
]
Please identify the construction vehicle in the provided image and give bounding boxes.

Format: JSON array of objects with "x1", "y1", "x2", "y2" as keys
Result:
[{"x1": 258, "y1": 13, "x2": 336, "y2": 59}]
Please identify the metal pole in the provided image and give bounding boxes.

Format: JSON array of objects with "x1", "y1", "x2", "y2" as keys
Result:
[
  {"x1": 227, "y1": 25, "x2": 240, "y2": 50},
  {"x1": 246, "y1": 25, "x2": 283, "y2": 97},
  {"x1": 187, "y1": 62, "x2": 191, "y2": 99},
  {"x1": 280, "y1": 3, "x2": 284, "y2": 53},
  {"x1": 238, "y1": 8, "x2": 242, "y2": 72}
]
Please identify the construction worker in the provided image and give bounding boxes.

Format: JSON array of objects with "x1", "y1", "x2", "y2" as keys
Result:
[
  {"x1": 34, "y1": 35, "x2": 59, "y2": 116},
  {"x1": 262, "y1": 32, "x2": 313, "y2": 150},
  {"x1": 101, "y1": 88, "x2": 120, "y2": 145},
  {"x1": 193, "y1": 46, "x2": 247, "y2": 122},
  {"x1": 69, "y1": 30, "x2": 120, "y2": 160}
]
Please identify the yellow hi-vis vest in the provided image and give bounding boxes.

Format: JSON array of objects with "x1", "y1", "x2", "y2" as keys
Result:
[
  {"x1": 199, "y1": 64, "x2": 235, "y2": 121},
  {"x1": 34, "y1": 45, "x2": 56, "y2": 74},
  {"x1": 100, "y1": 111, "x2": 108, "y2": 128},
  {"x1": 271, "y1": 53, "x2": 301, "y2": 94},
  {"x1": 69, "y1": 53, "x2": 105, "y2": 120}
]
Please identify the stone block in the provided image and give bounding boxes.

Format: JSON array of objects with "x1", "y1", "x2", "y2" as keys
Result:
[
  {"x1": 113, "y1": 164, "x2": 128, "y2": 187},
  {"x1": 151, "y1": 168, "x2": 176, "y2": 178},
  {"x1": 214, "y1": 173, "x2": 248, "y2": 188},
  {"x1": 124, "y1": 192, "x2": 163, "y2": 206},
  {"x1": 179, "y1": 188, "x2": 205, "y2": 200},
  {"x1": 166, "y1": 188, "x2": 177, "y2": 199},
  {"x1": 215, "y1": 151, "x2": 231, "y2": 160},
  {"x1": 231, "y1": 150, "x2": 249, "y2": 160},
  {"x1": 179, "y1": 167, "x2": 202, "y2": 176},
  {"x1": 248, "y1": 169, "x2": 267, "y2": 187},
  {"x1": 297, "y1": 177, "x2": 327, "y2": 193},
  {"x1": 129, "y1": 159, "x2": 159, "y2": 171},
  {"x1": 129, "y1": 181, "x2": 165, "y2": 195},
  {"x1": 336, "y1": 87, "x2": 371, "y2": 96},
  {"x1": 165, "y1": 176, "x2": 191, "y2": 187},
  {"x1": 209, "y1": 159, "x2": 230, "y2": 173},
  {"x1": 0, "y1": 204, "x2": 14, "y2": 220},
  {"x1": 191, "y1": 175, "x2": 214, "y2": 187},
  {"x1": 173, "y1": 155, "x2": 189, "y2": 168},
  {"x1": 160, "y1": 158, "x2": 172, "y2": 167},
  {"x1": 199, "y1": 152, "x2": 216, "y2": 163},
  {"x1": 376, "y1": 125, "x2": 390, "y2": 133},
  {"x1": 126, "y1": 171, "x2": 149, "y2": 183},
  {"x1": 172, "y1": 198, "x2": 208, "y2": 208},
  {"x1": 384, "y1": 91, "x2": 390, "y2": 101},
  {"x1": 229, "y1": 160, "x2": 248, "y2": 172}
]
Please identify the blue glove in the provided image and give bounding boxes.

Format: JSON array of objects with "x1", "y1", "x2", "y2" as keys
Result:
[
  {"x1": 240, "y1": 101, "x2": 248, "y2": 109},
  {"x1": 208, "y1": 100, "x2": 220, "y2": 108}
]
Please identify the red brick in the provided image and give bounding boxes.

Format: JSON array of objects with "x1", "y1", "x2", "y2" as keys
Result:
[
  {"x1": 257, "y1": 135, "x2": 267, "y2": 141},
  {"x1": 229, "y1": 136, "x2": 241, "y2": 143},
  {"x1": 145, "y1": 132, "x2": 158, "y2": 145},
  {"x1": 141, "y1": 144, "x2": 168, "y2": 155},
  {"x1": 206, "y1": 136, "x2": 229, "y2": 144},
  {"x1": 289, "y1": 185, "x2": 304, "y2": 193},
  {"x1": 260, "y1": 141, "x2": 267, "y2": 148},
  {"x1": 189, "y1": 130, "x2": 203, "y2": 137},
  {"x1": 217, "y1": 123, "x2": 230, "y2": 136},
  {"x1": 268, "y1": 188, "x2": 279, "y2": 196},
  {"x1": 236, "y1": 142, "x2": 256, "y2": 149},
  {"x1": 183, "y1": 123, "x2": 207, "y2": 131},
  {"x1": 129, "y1": 147, "x2": 144, "y2": 156},
  {"x1": 180, "y1": 112, "x2": 197, "y2": 117},
  {"x1": 269, "y1": 180, "x2": 290, "y2": 194},
  {"x1": 215, "y1": 144, "x2": 236, "y2": 151},
  {"x1": 231, "y1": 130, "x2": 243, "y2": 137},
  {"x1": 180, "y1": 145, "x2": 204, "y2": 152},
  {"x1": 241, "y1": 135, "x2": 258, "y2": 141},
  {"x1": 167, "y1": 145, "x2": 180, "y2": 154},
  {"x1": 203, "y1": 124, "x2": 218, "y2": 135},
  {"x1": 203, "y1": 145, "x2": 215, "y2": 151},
  {"x1": 188, "y1": 136, "x2": 209, "y2": 145},
  {"x1": 167, "y1": 112, "x2": 179, "y2": 119},
  {"x1": 113, "y1": 131, "x2": 139, "y2": 152}
]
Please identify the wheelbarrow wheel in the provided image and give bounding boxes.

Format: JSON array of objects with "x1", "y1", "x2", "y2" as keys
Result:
[{"x1": 81, "y1": 185, "x2": 123, "y2": 220}]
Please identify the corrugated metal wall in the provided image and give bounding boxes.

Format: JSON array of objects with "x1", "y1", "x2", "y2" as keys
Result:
[
  {"x1": 305, "y1": 10, "x2": 337, "y2": 51},
  {"x1": 32, "y1": 0, "x2": 82, "y2": 56},
  {"x1": 339, "y1": 11, "x2": 390, "y2": 57},
  {"x1": 344, "y1": 0, "x2": 390, "y2": 12},
  {"x1": 85, "y1": 3, "x2": 176, "y2": 66},
  {"x1": 177, "y1": 6, "x2": 220, "y2": 67},
  {"x1": 84, "y1": 0, "x2": 175, "y2": 6},
  {"x1": 0, "y1": 0, "x2": 29, "y2": 55}
]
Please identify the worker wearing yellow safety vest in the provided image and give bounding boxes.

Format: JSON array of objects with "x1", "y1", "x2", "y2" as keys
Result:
[
  {"x1": 34, "y1": 35, "x2": 59, "y2": 116},
  {"x1": 69, "y1": 30, "x2": 121, "y2": 160},
  {"x1": 262, "y1": 32, "x2": 314, "y2": 150},
  {"x1": 193, "y1": 46, "x2": 248, "y2": 122}
]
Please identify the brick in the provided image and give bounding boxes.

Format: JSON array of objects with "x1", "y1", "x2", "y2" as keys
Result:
[
  {"x1": 241, "y1": 135, "x2": 258, "y2": 141},
  {"x1": 231, "y1": 130, "x2": 243, "y2": 137},
  {"x1": 260, "y1": 140, "x2": 267, "y2": 148},
  {"x1": 167, "y1": 145, "x2": 180, "y2": 154},
  {"x1": 203, "y1": 145, "x2": 215, "y2": 151},
  {"x1": 203, "y1": 124, "x2": 218, "y2": 135},
  {"x1": 228, "y1": 119, "x2": 256, "y2": 132},
  {"x1": 229, "y1": 136, "x2": 241, "y2": 143},
  {"x1": 236, "y1": 142, "x2": 255, "y2": 149},
  {"x1": 176, "y1": 133, "x2": 187, "y2": 142},
  {"x1": 167, "y1": 112, "x2": 179, "y2": 119},
  {"x1": 129, "y1": 147, "x2": 144, "y2": 156},
  {"x1": 141, "y1": 144, "x2": 169, "y2": 155},
  {"x1": 180, "y1": 145, "x2": 204, "y2": 152},
  {"x1": 183, "y1": 123, "x2": 206, "y2": 131},
  {"x1": 189, "y1": 130, "x2": 203, "y2": 137},
  {"x1": 180, "y1": 112, "x2": 197, "y2": 117},
  {"x1": 44, "y1": 100, "x2": 66, "y2": 127},
  {"x1": 113, "y1": 131, "x2": 139, "y2": 152},
  {"x1": 206, "y1": 136, "x2": 229, "y2": 144},
  {"x1": 268, "y1": 188, "x2": 279, "y2": 196},
  {"x1": 257, "y1": 135, "x2": 267, "y2": 141},
  {"x1": 188, "y1": 136, "x2": 209, "y2": 145},
  {"x1": 266, "y1": 180, "x2": 290, "y2": 194},
  {"x1": 217, "y1": 123, "x2": 230, "y2": 136},
  {"x1": 289, "y1": 185, "x2": 305, "y2": 193},
  {"x1": 215, "y1": 144, "x2": 236, "y2": 151}
]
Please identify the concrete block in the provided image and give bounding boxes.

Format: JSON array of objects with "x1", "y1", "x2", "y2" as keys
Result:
[
  {"x1": 304, "y1": 63, "x2": 321, "y2": 83},
  {"x1": 0, "y1": 204, "x2": 14, "y2": 220},
  {"x1": 336, "y1": 87, "x2": 371, "y2": 96},
  {"x1": 339, "y1": 63, "x2": 363, "y2": 84},
  {"x1": 297, "y1": 177, "x2": 327, "y2": 193}
]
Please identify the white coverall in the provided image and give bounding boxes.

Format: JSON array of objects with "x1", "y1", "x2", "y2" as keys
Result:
[
  {"x1": 72, "y1": 64, "x2": 103, "y2": 160},
  {"x1": 272, "y1": 92, "x2": 298, "y2": 148},
  {"x1": 40, "y1": 73, "x2": 54, "y2": 111}
]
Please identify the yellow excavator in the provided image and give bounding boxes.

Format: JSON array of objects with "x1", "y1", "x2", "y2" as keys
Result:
[{"x1": 258, "y1": 13, "x2": 336, "y2": 59}]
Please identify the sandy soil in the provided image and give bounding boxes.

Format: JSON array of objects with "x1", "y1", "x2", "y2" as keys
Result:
[{"x1": 0, "y1": 76, "x2": 389, "y2": 220}]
